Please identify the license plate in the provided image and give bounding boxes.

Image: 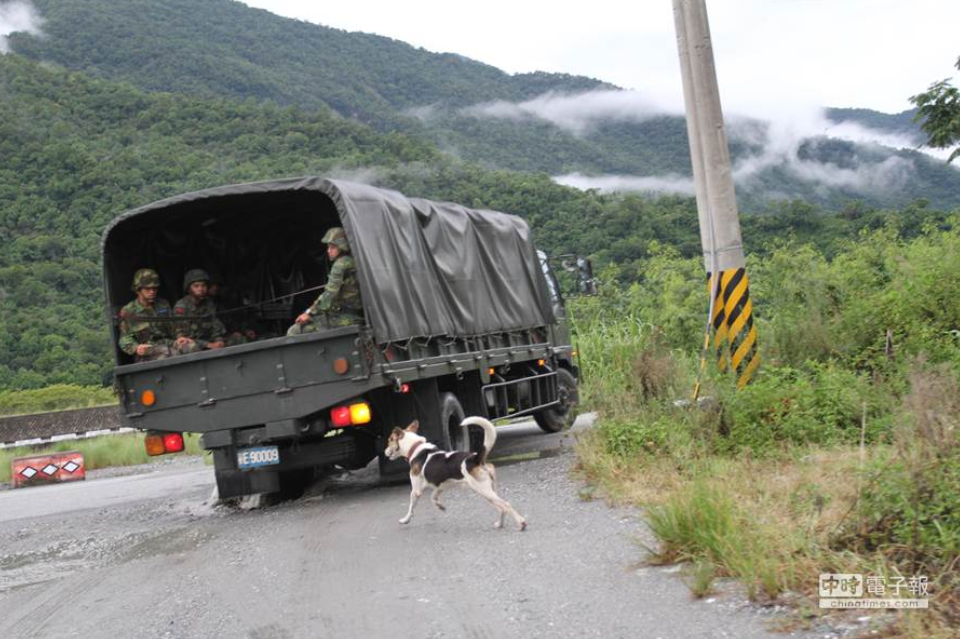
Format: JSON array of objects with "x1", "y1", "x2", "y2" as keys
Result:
[{"x1": 237, "y1": 446, "x2": 280, "y2": 469}]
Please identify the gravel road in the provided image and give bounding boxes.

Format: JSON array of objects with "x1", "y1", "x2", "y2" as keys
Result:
[{"x1": 0, "y1": 418, "x2": 819, "y2": 639}]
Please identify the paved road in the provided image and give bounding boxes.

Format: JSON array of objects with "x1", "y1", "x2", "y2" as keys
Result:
[{"x1": 0, "y1": 419, "x2": 813, "y2": 639}]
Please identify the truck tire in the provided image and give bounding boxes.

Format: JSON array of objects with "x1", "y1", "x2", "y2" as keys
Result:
[
  {"x1": 534, "y1": 368, "x2": 579, "y2": 433},
  {"x1": 439, "y1": 392, "x2": 468, "y2": 452}
]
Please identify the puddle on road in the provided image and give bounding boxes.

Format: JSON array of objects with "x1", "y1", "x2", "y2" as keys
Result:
[
  {"x1": 0, "y1": 524, "x2": 214, "y2": 593},
  {"x1": 0, "y1": 537, "x2": 112, "y2": 593},
  {"x1": 118, "y1": 527, "x2": 213, "y2": 563},
  {"x1": 491, "y1": 447, "x2": 563, "y2": 467}
]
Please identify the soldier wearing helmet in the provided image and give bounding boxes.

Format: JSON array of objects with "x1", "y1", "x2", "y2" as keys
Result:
[
  {"x1": 288, "y1": 227, "x2": 364, "y2": 335},
  {"x1": 118, "y1": 268, "x2": 182, "y2": 362},
  {"x1": 173, "y1": 268, "x2": 226, "y2": 351}
]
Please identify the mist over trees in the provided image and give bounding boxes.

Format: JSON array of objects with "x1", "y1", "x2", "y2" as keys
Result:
[
  {"x1": 9, "y1": 0, "x2": 960, "y2": 211},
  {"x1": 1, "y1": 2, "x2": 959, "y2": 392}
]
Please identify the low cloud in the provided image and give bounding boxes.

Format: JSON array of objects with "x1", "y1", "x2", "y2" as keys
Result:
[
  {"x1": 325, "y1": 166, "x2": 385, "y2": 185},
  {"x1": 512, "y1": 92, "x2": 924, "y2": 196},
  {"x1": 461, "y1": 89, "x2": 671, "y2": 135},
  {"x1": 728, "y1": 112, "x2": 916, "y2": 192},
  {"x1": 404, "y1": 104, "x2": 440, "y2": 123},
  {"x1": 0, "y1": 1, "x2": 44, "y2": 54},
  {"x1": 553, "y1": 172, "x2": 695, "y2": 196},
  {"x1": 450, "y1": 88, "x2": 948, "y2": 196}
]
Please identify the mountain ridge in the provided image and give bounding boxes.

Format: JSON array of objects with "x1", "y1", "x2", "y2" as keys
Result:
[{"x1": 9, "y1": 0, "x2": 960, "y2": 211}]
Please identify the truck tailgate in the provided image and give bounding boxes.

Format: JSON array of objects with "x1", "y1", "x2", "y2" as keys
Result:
[{"x1": 115, "y1": 328, "x2": 374, "y2": 433}]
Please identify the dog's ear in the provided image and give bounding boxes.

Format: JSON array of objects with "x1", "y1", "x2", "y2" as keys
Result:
[
  {"x1": 390, "y1": 426, "x2": 405, "y2": 439},
  {"x1": 406, "y1": 420, "x2": 420, "y2": 433}
]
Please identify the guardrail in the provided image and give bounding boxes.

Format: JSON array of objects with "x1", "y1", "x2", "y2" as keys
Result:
[{"x1": 0, "y1": 405, "x2": 127, "y2": 450}]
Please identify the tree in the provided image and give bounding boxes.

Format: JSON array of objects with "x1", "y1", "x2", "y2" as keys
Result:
[{"x1": 911, "y1": 56, "x2": 960, "y2": 163}]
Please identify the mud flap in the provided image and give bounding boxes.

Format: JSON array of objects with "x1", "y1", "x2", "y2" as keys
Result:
[{"x1": 215, "y1": 468, "x2": 280, "y2": 499}]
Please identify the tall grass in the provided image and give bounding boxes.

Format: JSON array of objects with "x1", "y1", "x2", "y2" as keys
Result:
[{"x1": 572, "y1": 224, "x2": 960, "y2": 635}]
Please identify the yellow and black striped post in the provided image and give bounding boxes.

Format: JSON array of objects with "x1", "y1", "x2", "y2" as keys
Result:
[
  {"x1": 710, "y1": 268, "x2": 760, "y2": 388},
  {"x1": 693, "y1": 268, "x2": 760, "y2": 399}
]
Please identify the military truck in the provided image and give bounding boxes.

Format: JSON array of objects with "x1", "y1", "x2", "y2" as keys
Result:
[{"x1": 102, "y1": 178, "x2": 585, "y2": 499}]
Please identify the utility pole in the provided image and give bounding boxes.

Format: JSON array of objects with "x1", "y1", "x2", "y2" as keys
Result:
[{"x1": 673, "y1": 0, "x2": 759, "y2": 391}]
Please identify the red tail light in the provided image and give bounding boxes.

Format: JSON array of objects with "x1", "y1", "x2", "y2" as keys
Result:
[
  {"x1": 163, "y1": 433, "x2": 185, "y2": 453},
  {"x1": 331, "y1": 405, "x2": 352, "y2": 428},
  {"x1": 330, "y1": 402, "x2": 372, "y2": 427}
]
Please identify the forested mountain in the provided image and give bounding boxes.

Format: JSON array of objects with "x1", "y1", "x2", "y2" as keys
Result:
[
  {"x1": 9, "y1": 0, "x2": 960, "y2": 211},
  {"x1": 825, "y1": 107, "x2": 923, "y2": 142},
  {"x1": 2, "y1": 53, "x2": 955, "y2": 391},
  {"x1": 11, "y1": 0, "x2": 609, "y2": 125}
]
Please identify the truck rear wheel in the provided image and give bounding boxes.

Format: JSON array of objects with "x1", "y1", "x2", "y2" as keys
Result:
[
  {"x1": 439, "y1": 392, "x2": 468, "y2": 452},
  {"x1": 534, "y1": 368, "x2": 579, "y2": 433}
]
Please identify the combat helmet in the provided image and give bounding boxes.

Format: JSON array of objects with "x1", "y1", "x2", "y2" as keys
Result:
[
  {"x1": 321, "y1": 227, "x2": 350, "y2": 253},
  {"x1": 131, "y1": 268, "x2": 161, "y2": 291},
  {"x1": 182, "y1": 268, "x2": 211, "y2": 293}
]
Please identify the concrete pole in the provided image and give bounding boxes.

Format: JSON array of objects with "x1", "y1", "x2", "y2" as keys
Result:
[
  {"x1": 674, "y1": 0, "x2": 760, "y2": 391},
  {"x1": 672, "y1": 0, "x2": 714, "y2": 274},
  {"x1": 672, "y1": 0, "x2": 744, "y2": 273}
]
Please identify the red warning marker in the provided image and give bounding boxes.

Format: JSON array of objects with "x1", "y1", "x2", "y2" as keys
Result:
[{"x1": 11, "y1": 451, "x2": 86, "y2": 488}]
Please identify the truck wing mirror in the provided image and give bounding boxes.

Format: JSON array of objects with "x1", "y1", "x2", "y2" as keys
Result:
[
  {"x1": 547, "y1": 253, "x2": 598, "y2": 298},
  {"x1": 577, "y1": 258, "x2": 598, "y2": 296}
]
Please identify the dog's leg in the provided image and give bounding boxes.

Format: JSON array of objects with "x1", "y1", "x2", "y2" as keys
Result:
[
  {"x1": 467, "y1": 470, "x2": 526, "y2": 531},
  {"x1": 399, "y1": 477, "x2": 423, "y2": 525},
  {"x1": 486, "y1": 464, "x2": 498, "y2": 492},
  {"x1": 431, "y1": 486, "x2": 447, "y2": 511}
]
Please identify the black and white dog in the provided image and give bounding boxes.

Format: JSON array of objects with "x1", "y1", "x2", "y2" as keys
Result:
[{"x1": 384, "y1": 417, "x2": 527, "y2": 531}]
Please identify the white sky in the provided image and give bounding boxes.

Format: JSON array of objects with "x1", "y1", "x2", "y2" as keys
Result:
[{"x1": 239, "y1": 0, "x2": 959, "y2": 116}]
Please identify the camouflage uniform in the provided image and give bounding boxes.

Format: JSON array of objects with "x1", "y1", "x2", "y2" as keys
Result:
[
  {"x1": 174, "y1": 296, "x2": 227, "y2": 348},
  {"x1": 118, "y1": 269, "x2": 180, "y2": 362},
  {"x1": 175, "y1": 269, "x2": 226, "y2": 349},
  {"x1": 288, "y1": 227, "x2": 364, "y2": 336}
]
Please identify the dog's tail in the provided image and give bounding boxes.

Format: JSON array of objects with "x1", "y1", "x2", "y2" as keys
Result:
[{"x1": 460, "y1": 416, "x2": 497, "y2": 465}]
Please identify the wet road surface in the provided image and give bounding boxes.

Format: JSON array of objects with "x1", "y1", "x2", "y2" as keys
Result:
[{"x1": 0, "y1": 418, "x2": 814, "y2": 639}]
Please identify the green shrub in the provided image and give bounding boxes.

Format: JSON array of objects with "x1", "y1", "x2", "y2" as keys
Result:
[
  {"x1": 719, "y1": 362, "x2": 895, "y2": 454},
  {"x1": 646, "y1": 478, "x2": 788, "y2": 600}
]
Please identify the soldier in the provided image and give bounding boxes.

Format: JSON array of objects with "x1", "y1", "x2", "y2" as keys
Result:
[
  {"x1": 118, "y1": 269, "x2": 192, "y2": 362},
  {"x1": 174, "y1": 269, "x2": 226, "y2": 351},
  {"x1": 288, "y1": 227, "x2": 364, "y2": 335}
]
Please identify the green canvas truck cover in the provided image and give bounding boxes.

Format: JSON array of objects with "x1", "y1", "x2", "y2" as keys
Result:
[{"x1": 102, "y1": 177, "x2": 555, "y2": 345}]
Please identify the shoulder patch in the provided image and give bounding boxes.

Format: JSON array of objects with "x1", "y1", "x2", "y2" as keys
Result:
[{"x1": 175, "y1": 307, "x2": 185, "y2": 315}]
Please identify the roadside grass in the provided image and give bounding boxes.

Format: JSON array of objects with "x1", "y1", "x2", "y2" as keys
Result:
[
  {"x1": 577, "y1": 430, "x2": 959, "y2": 636},
  {"x1": 573, "y1": 347, "x2": 960, "y2": 637},
  {"x1": 577, "y1": 437, "x2": 863, "y2": 598},
  {"x1": 0, "y1": 433, "x2": 207, "y2": 484},
  {"x1": 567, "y1": 229, "x2": 960, "y2": 638}
]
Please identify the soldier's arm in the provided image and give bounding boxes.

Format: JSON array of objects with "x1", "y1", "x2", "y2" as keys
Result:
[
  {"x1": 313, "y1": 258, "x2": 347, "y2": 313},
  {"x1": 117, "y1": 312, "x2": 138, "y2": 355},
  {"x1": 173, "y1": 301, "x2": 190, "y2": 339}
]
